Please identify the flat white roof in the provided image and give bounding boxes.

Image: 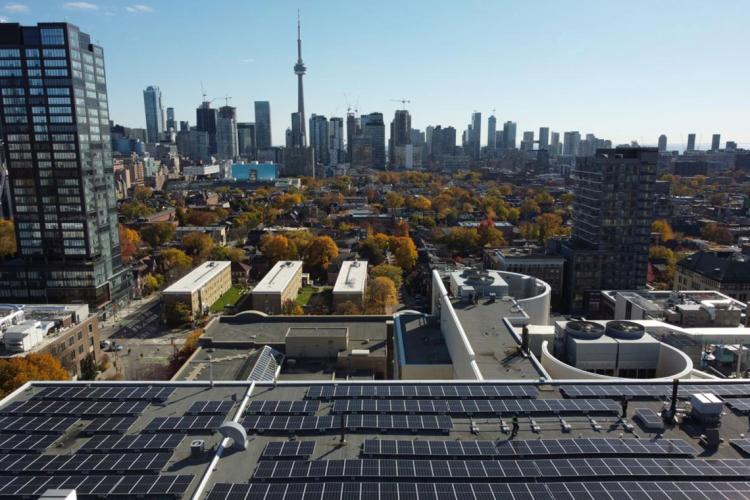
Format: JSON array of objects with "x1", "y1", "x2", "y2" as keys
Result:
[
  {"x1": 163, "y1": 261, "x2": 231, "y2": 295},
  {"x1": 333, "y1": 261, "x2": 368, "y2": 295},
  {"x1": 252, "y1": 260, "x2": 303, "y2": 294}
]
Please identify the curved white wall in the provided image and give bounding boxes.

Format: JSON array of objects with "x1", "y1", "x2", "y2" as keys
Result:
[
  {"x1": 540, "y1": 340, "x2": 694, "y2": 381},
  {"x1": 498, "y1": 271, "x2": 551, "y2": 325}
]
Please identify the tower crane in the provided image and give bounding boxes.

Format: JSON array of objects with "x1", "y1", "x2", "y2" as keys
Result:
[{"x1": 391, "y1": 98, "x2": 411, "y2": 110}]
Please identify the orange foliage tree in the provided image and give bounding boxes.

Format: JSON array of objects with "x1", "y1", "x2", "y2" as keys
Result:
[
  {"x1": 0, "y1": 353, "x2": 69, "y2": 397},
  {"x1": 119, "y1": 225, "x2": 140, "y2": 264}
]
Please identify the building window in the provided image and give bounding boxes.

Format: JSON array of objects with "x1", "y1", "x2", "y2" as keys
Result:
[
  {"x1": 88, "y1": 324, "x2": 93, "y2": 333},
  {"x1": 40, "y1": 29, "x2": 65, "y2": 45}
]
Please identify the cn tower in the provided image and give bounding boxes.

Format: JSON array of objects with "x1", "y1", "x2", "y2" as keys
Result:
[{"x1": 294, "y1": 10, "x2": 307, "y2": 147}]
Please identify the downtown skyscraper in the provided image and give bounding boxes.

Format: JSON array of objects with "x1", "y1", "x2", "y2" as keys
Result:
[
  {"x1": 254, "y1": 101, "x2": 271, "y2": 150},
  {"x1": 0, "y1": 23, "x2": 130, "y2": 308},
  {"x1": 142, "y1": 85, "x2": 164, "y2": 143},
  {"x1": 216, "y1": 105, "x2": 238, "y2": 160}
]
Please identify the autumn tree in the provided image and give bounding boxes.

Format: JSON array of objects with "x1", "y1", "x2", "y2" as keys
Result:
[
  {"x1": 281, "y1": 299, "x2": 304, "y2": 315},
  {"x1": 167, "y1": 329, "x2": 202, "y2": 374},
  {"x1": 357, "y1": 238, "x2": 385, "y2": 265},
  {"x1": 335, "y1": 300, "x2": 363, "y2": 315},
  {"x1": 140, "y1": 222, "x2": 176, "y2": 248},
  {"x1": 118, "y1": 225, "x2": 140, "y2": 264},
  {"x1": 260, "y1": 233, "x2": 297, "y2": 264},
  {"x1": 365, "y1": 277, "x2": 398, "y2": 314},
  {"x1": 384, "y1": 191, "x2": 405, "y2": 211},
  {"x1": 408, "y1": 195, "x2": 432, "y2": 211},
  {"x1": 394, "y1": 219, "x2": 410, "y2": 237},
  {"x1": 159, "y1": 248, "x2": 192, "y2": 277},
  {"x1": 119, "y1": 201, "x2": 153, "y2": 220},
  {"x1": 0, "y1": 219, "x2": 16, "y2": 259},
  {"x1": 211, "y1": 246, "x2": 246, "y2": 262},
  {"x1": 164, "y1": 301, "x2": 192, "y2": 327},
  {"x1": 304, "y1": 235, "x2": 339, "y2": 277},
  {"x1": 536, "y1": 212, "x2": 565, "y2": 242},
  {"x1": 478, "y1": 220, "x2": 506, "y2": 248},
  {"x1": 186, "y1": 209, "x2": 220, "y2": 226},
  {"x1": 181, "y1": 232, "x2": 214, "y2": 263},
  {"x1": 133, "y1": 185, "x2": 153, "y2": 202},
  {"x1": 142, "y1": 274, "x2": 163, "y2": 295},
  {"x1": 702, "y1": 222, "x2": 733, "y2": 245},
  {"x1": 390, "y1": 236, "x2": 418, "y2": 271},
  {"x1": 370, "y1": 263, "x2": 403, "y2": 289},
  {"x1": 651, "y1": 219, "x2": 675, "y2": 242},
  {"x1": 0, "y1": 353, "x2": 69, "y2": 397},
  {"x1": 520, "y1": 199, "x2": 541, "y2": 219},
  {"x1": 442, "y1": 227, "x2": 481, "y2": 256}
]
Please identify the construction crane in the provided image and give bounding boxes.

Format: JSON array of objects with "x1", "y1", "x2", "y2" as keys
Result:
[
  {"x1": 223, "y1": 95, "x2": 232, "y2": 107},
  {"x1": 199, "y1": 82, "x2": 215, "y2": 105},
  {"x1": 391, "y1": 98, "x2": 411, "y2": 110}
]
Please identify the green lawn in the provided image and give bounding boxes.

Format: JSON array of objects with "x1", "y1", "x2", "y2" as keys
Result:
[
  {"x1": 295, "y1": 286, "x2": 317, "y2": 306},
  {"x1": 210, "y1": 285, "x2": 243, "y2": 313}
]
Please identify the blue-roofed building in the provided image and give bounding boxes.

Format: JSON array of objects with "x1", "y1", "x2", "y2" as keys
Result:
[{"x1": 231, "y1": 162, "x2": 279, "y2": 182}]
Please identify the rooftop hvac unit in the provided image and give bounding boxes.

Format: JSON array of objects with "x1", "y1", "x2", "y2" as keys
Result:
[
  {"x1": 564, "y1": 321, "x2": 605, "y2": 340},
  {"x1": 605, "y1": 320, "x2": 645, "y2": 340}
]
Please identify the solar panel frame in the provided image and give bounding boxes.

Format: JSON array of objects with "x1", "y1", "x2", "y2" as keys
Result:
[
  {"x1": 304, "y1": 384, "x2": 538, "y2": 400},
  {"x1": 0, "y1": 400, "x2": 148, "y2": 417},
  {"x1": 0, "y1": 452, "x2": 172, "y2": 475},
  {"x1": 81, "y1": 416, "x2": 137, "y2": 435},
  {"x1": 0, "y1": 415, "x2": 77, "y2": 434},
  {"x1": 261, "y1": 441, "x2": 316, "y2": 460},
  {"x1": 560, "y1": 384, "x2": 750, "y2": 400},
  {"x1": 245, "y1": 400, "x2": 320, "y2": 416},
  {"x1": 185, "y1": 400, "x2": 234, "y2": 415},
  {"x1": 143, "y1": 415, "x2": 224, "y2": 434},
  {"x1": 0, "y1": 474, "x2": 193, "y2": 497},
  {"x1": 78, "y1": 433, "x2": 185, "y2": 454},
  {"x1": 0, "y1": 434, "x2": 58, "y2": 454},
  {"x1": 32, "y1": 385, "x2": 175, "y2": 402}
]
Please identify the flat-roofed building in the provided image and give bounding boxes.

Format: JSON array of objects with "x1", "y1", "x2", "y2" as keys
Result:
[
  {"x1": 162, "y1": 261, "x2": 231, "y2": 316},
  {"x1": 251, "y1": 261, "x2": 304, "y2": 314},
  {"x1": 332, "y1": 261, "x2": 368, "y2": 309}
]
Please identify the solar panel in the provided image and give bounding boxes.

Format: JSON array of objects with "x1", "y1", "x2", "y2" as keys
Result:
[
  {"x1": 261, "y1": 441, "x2": 316, "y2": 460},
  {"x1": 0, "y1": 416, "x2": 77, "y2": 434},
  {"x1": 726, "y1": 399, "x2": 750, "y2": 414},
  {"x1": 331, "y1": 398, "x2": 620, "y2": 416},
  {"x1": 81, "y1": 416, "x2": 136, "y2": 435},
  {"x1": 245, "y1": 400, "x2": 319, "y2": 416},
  {"x1": 252, "y1": 457, "x2": 750, "y2": 482},
  {"x1": 0, "y1": 434, "x2": 58, "y2": 454},
  {"x1": 0, "y1": 452, "x2": 171, "y2": 474},
  {"x1": 560, "y1": 384, "x2": 750, "y2": 400},
  {"x1": 206, "y1": 481, "x2": 750, "y2": 500},
  {"x1": 33, "y1": 385, "x2": 174, "y2": 402},
  {"x1": 248, "y1": 346, "x2": 282, "y2": 381},
  {"x1": 79, "y1": 434, "x2": 185, "y2": 454},
  {"x1": 0, "y1": 400, "x2": 148, "y2": 417},
  {"x1": 634, "y1": 408, "x2": 665, "y2": 431},
  {"x1": 305, "y1": 384, "x2": 538, "y2": 400},
  {"x1": 243, "y1": 415, "x2": 452, "y2": 434},
  {"x1": 0, "y1": 474, "x2": 193, "y2": 498},
  {"x1": 185, "y1": 401, "x2": 234, "y2": 415},
  {"x1": 143, "y1": 416, "x2": 223, "y2": 434},
  {"x1": 361, "y1": 438, "x2": 695, "y2": 459},
  {"x1": 731, "y1": 439, "x2": 750, "y2": 456}
]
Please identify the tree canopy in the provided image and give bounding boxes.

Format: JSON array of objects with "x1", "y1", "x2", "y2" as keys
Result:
[
  {"x1": 0, "y1": 353, "x2": 69, "y2": 397},
  {"x1": 0, "y1": 219, "x2": 16, "y2": 259}
]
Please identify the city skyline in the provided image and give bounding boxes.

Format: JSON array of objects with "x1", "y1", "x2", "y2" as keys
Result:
[{"x1": 1, "y1": 0, "x2": 748, "y2": 149}]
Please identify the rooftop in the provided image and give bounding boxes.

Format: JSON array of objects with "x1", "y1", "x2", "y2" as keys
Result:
[
  {"x1": 163, "y1": 261, "x2": 231, "y2": 295},
  {"x1": 252, "y1": 261, "x2": 303, "y2": 294},
  {"x1": 678, "y1": 250, "x2": 750, "y2": 283},
  {"x1": 332, "y1": 261, "x2": 367, "y2": 295},
  {"x1": 4, "y1": 379, "x2": 750, "y2": 499}
]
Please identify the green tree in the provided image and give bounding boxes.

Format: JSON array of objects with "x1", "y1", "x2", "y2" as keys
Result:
[
  {"x1": 164, "y1": 301, "x2": 192, "y2": 327},
  {"x1": 181, "y1": 232, "x2": 214, "y2": 263},
  {"x1": 370, "y1": 263, "x2": 403, "y2": 289},
  {"x1": 140, "y1": 222, "x2": 176, "y2": 247},
  {"x1": 159, "y1": 248, "x2": 192, "y2": 275},
  {"x1": 120, "y1": 201, "x2": 153, "y2": 220},
  {"x1": 211, "y1": 246, "x2": 246, "y2": 262},
  {"x1": 79, "y1": 353, "x2": 98, "y2": 381}
]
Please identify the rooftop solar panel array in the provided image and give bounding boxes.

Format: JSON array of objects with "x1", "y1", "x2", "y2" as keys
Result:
[
  {"x1": 559, "y1": 384, "x2": 750, "y2": 400},
  {"x1": 0, "y1": 474, "x2": 193, "y2": 498},
  {"x1": 1, "y1": 400, "x2": 148, "y2": 417},
  {"x1": 248, "y1": 346, "x2": 281, "y2": 382},
  {"x1": 252, "y1": 457, "x2": 750, "y2": 482},
  {"x1": 261, "y1": 441, "x2": 316, "y2": 460},
  {"x1": 79, "y1": 434, "x2": 185, "y2": 454},
  {"x1": 731, "y1": 439, "x2": 750, "y2": 456},
  {"x1": 206, "y1": 481, "x2": 750, "y2": 500},
  {"x1": 243, "y1": 415, "x2": 453, "y2": 434},
  {"x1": 0, "y1": 416, "x2": 77, "y2": 434},
  {"x1": 144, "y1": 416, "x2": 224, "y2": 434},
  {"x1": 362, "y1": 438, "x2": 695, "y2": 459},
  {"x1": 725, "y1": 399, "x2": 750, "y2": 414},
  {"x1": 306, "y1": 384, "x2": 538, "y2": 400},
  {"x1": 185, "y1": 400, "x2": 234, "y2": 415},
  {"x1": 332, "y1": 398, "x2": 620, "y2": 416},
  {"x1": 81, "y1": 416, "x2": 137, "y2": 435},
  {"x1": 246, "y1": 400, "x2": 319, "y2": 415},
  {"x1": 0, "y1": 434, "x2": 58, "y2": 454},
  {"x1": 0, "y1": 452, "x2": 171, "y2": 474},
  {"x1": 33, "y1": 385, "x2": 174, "y2": 401}
]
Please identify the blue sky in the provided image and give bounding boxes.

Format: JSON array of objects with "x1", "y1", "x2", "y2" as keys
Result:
[{"x1": 4, "y1": 0, "x2": 749, "y2": 149}]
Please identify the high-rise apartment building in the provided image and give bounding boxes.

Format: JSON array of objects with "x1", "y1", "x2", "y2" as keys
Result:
[
  {"x1": 142, "y1": 85, "x2": 164, "y2": 143},
  {"x1": 686, "y1": 133, "x2": 696, "y2": 152},
  {"x1": 521, "y1": 131, "x2": 534, "y2": 151},
  {"x1": 711, "y1": 134, "x2": 721, "y2": 152},
  {"x1": 254, "y1": 101, "x2": 271, "y2": 150},
  {"x1": 469, "y1": 112, "x2": 481, "y2": 159},
  {"x1": 657, "y1": 134, "x2": 667, "y2": 153},
  {"x1": 538, "y1": 127, "x2": 549, "y2": 150},
  {"x1": 237, "y1": 122, "x2": 256, "y2": 159},
  {"x1": 216, "y1": 105, "x2": 238, "y2": 160},
  {"x1": 561, "y1": 148, "x2": 657, "y2": 312},
  {"x1": 328, "y1": 116, "x2": 344, "y2": 166},
  {"x1": 502, "y1": 121, "x2": 516, "y2": 150},
  {"x1": 0, "y1": 22, "x2": 131, "y2": 308},
  {"x1": 389, "y1": 109, "x2": 411, "y2": 164},
  {"x1": 550, "y1": 131, "x2": 561, "y2": 155},
  {"x1": 487, "y1": 114, "x2": 497, "y2": 151},
  {"x1": 563, "y1": 131, "x2": 581, "y2": 156},
  {"x1": 165, "y1": 107, "x2": 175, "y2": 132},
  {"x1": 309, "y1": 114, "x2": 329, "y2": 165},
  {"x1": 430, "y1": 126, "x2": 456, "y2": 159},
  {"x1": 346, "y1": 113, "x2": 360, "y2": 161},
  {"x1": 361, "y1": 112, "x2": 385, "y2": 169},
  {"x1": 196, "y1": 101, "x2": 217, "y2": 154}
]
